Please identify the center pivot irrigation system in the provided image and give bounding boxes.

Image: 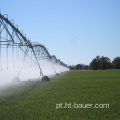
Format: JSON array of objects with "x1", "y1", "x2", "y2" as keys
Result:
[{"x1": 0, "y1": 12, "x2": 68, "y2": 82}]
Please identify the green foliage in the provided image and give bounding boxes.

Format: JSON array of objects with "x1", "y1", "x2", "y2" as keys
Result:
[
  {"x1": 90, "y1": 56, "x2": 112, "y2": 70},
  {"x1": 0, "y1": 70, "x2": 120, "y2": 120},
  {"x1": 112, "y1": 57, "x2": 120, "y2": 69},
  {"x1": 76, "y1": 64, "x2": 82, "y2": 70}
]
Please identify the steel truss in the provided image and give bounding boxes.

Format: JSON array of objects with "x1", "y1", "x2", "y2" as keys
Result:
[{"x1": 0, "y1": 13, "x2": 67, "y2": 77}]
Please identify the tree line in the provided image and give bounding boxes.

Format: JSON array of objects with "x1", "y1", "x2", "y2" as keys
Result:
[
  {"x1": 69, "y1": 56, "x2": 120, "y2": 70},
  {"x1": 69, "y1": 64, "x2": 89, "y2": 70}
]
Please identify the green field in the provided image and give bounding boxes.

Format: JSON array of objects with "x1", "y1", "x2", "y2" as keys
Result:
[{"x1": 0, "y1": 70, "x2": 120, "y2": 120}]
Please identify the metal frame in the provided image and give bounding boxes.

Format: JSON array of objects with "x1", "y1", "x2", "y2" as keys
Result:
[{"x1": 0, "y1": 13, "x2": 68, "y2": 77}]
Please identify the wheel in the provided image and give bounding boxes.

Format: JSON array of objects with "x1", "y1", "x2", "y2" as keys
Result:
[{"x1": 42, "y1": 76, "x2": 50, "y2": 82}]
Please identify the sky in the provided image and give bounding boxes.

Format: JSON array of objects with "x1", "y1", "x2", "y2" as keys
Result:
[{"x1": 0, "y1": 0, "x2": 120, "y2": 65}]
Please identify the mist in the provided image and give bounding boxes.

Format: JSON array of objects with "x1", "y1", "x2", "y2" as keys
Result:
[
  {"x1": 0, "y1": 13, "x2": 69, "y2": 90},
  {"x1": 0, "y1": 58, "x2": 69, "y2": 88}
]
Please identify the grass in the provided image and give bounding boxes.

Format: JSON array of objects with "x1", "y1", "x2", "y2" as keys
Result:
[{"x1": 0, "y1": 70, "x2": 120, "y2": 120}]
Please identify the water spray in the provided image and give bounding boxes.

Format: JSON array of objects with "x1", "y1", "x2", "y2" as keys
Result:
[{"x1": 0, "y1": 12, "x2": 69, "y2": 85}]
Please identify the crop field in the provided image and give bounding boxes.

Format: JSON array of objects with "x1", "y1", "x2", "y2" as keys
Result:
[{"x1": 0, "y1": 70, "x2": 120, "y2": 120}]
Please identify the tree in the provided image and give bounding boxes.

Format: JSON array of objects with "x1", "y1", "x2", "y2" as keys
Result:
[
  {"x1": 76, "y1": 64, "x2": 82, "y2": 70},
  {"x1": 90, "y1": 58, "x2": 98, "y2": 70},
  {"x1": 69, "y1": 64, "x2": 90, "y2": 70},
  {"x1": 112, "y1": 57, "x2": 120, "y2": 69},
  {"x1": 69, "y1": 65, "x2": 73, "y2": 70},
  {"x1": 90, "y1": 56, "x2": 111, "y2": 70}
]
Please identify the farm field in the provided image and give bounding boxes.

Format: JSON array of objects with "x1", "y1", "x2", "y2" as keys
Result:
[{"x1": 0, "y1": 70, "x2": 120, "y2": 120}]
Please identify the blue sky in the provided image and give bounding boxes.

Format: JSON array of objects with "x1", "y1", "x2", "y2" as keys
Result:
[{"x1": 1, "y1": 0, "x2": 120, "y2": 65}]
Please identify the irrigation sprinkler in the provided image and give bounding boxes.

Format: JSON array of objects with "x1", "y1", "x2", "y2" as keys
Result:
[{"x1": 0, "y1": 12, "x2": 68, "y2": 83}]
